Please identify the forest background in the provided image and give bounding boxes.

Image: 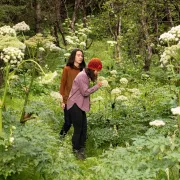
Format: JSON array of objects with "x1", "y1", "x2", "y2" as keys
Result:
[{"x1": 0, "y1": 0, "x2": 180, "y2": 179}]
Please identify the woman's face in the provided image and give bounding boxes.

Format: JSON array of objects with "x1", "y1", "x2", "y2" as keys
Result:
[
  {"x1": 74, "y1": 51, "x2": 83, "y2": 65},
  {"x1": 94, "y1": 70, "x2": 100, "y2": 76}
]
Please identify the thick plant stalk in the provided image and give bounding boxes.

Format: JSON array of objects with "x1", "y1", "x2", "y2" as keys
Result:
[
  {"x1": 0, "y1": 66, "x2": 10, "y2": 135},
  {"x1": 0, "y1": 106, "x2": 2, "y2": 135},
  {"x1": 178, "y1": 91, "x2": 180, "y2": 130},
  {"x1": 20, "y1": 66, "x2": 35, "y2": 123}
]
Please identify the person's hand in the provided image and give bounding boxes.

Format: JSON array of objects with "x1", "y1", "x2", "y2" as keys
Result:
[
  {"x1": 61, "y1": 103, "x2": 65, "y2": 109},
  {"x1": 97, "y1": 81, "x2": 102, "y2": 87}
]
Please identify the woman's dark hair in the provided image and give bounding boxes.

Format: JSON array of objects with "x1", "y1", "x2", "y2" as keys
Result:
[
  {"x1": 85, "y1": 68, "x2": 97, "y2": 82},
  {"x1": 66, "y1": 48, "x2": 86, "y2": 71}
]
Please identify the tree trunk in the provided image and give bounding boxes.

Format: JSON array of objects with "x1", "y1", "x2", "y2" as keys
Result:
[
  {"x1": 164, "y1": 0, "x2": 174, "y2": 27},
  {"x1": 82, "y1": 0, "x2": 87, "y2": 28},
  {"x1": 71, "y1": 0, "x2": 81, "y2": 30},
  {"x1": 141, "y1": 0, "x2": 152, "y2": 71},
  {"x1": 115, "y1": 16, "x2": 121, "y2": 60},
  {"x1": 169, "y1": 0, "x2": 180, "y2": 20},
  {"x1": 153, "y1": 3, "x2": 159, "y2": 43},
  {"x1": 54, "y1": 24, "x2": 60, "y2": 47},
  {"x1": 34, "y1": 0, "x2": 42, "y2": 33},
  {"x1": 54, "y1": 0, "x2": 66, "y2": 46}
]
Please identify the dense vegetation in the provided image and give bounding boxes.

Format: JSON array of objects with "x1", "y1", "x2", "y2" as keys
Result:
[{"x1": 0, "y1": 0, "x2": 180, "y2": 179}]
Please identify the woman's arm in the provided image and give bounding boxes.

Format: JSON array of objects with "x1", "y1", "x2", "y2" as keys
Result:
[{"x1": 77, "y1": 76, "x2": 101, "y2": 97}]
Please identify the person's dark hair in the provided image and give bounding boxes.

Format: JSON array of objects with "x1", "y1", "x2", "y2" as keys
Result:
[
  {"x1": 85, "y1": 68, "x2": 97, "y2": 82},
  {"x1": 66, "y1": 48, "x2": 86, "y2": 71}
]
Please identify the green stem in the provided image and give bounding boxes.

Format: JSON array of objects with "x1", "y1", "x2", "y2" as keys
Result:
[
  {"x1": 15, "y1": 59, "x2": 45, "y2": 75},
  {"x1": 178, "y1": 91, "x2": 180, "y2": 129},
  {"x1": 0, "y1": 65, "x2": 10, "y2": 135},
  {"x1": 0, "y1": 106, "x2": 2, "y2": 135},
  {"x1": 20, "y1": 65, "x2": 35, "y2": 123}
]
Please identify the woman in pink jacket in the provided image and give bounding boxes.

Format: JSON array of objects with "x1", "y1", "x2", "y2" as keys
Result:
[{"x1": 67, "y1": 58, "x2": 103, "y2": 160}]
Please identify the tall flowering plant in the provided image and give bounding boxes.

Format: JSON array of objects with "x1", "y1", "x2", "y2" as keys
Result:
[
  {"x1": 0, "y1": 47, "x2": 24, "y2": 134},
  {"x1": 159, "y1": 25, "x2": 180, "y2": 128},
  {"x1": 0, "y1": 22, "x2": 47, "y2": 134}
]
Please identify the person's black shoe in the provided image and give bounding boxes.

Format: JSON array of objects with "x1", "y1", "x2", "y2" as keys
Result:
[
  {"x1": 73, "y1": 149, "x2": 86, "y2": 160},
  {"x1": 59, "y1": 133, "x2": 65, "y2": 140}
]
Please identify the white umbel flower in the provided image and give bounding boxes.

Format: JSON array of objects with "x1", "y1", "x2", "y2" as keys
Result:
[
  {"x1": 91, "y1": 96, "x2": 104, "y2": 103},
  {"x1": 149, "y1": 120, "x2": 165, "y2": 127},
  {"x1": 50, "y1": 91, "x2": 63, "y2": 102},
  {"x1": 171, "y1": 107, "x2": 180, "y2": 115},
  {"x1": 0, "y1": 25, "x2": 16, "y2": 36},
  {"x1": 110, "y1": 70, "x2": 117, "y2": 75},
  {"x1": 9, "y1": 137, "x2": 15, "y2": 143},
  {"x1": 13, "y1": 21, "x2": 30, "y2": 32},
  {"x1": 111, "y1": 88, "x2": 121, "y2": 95},
  {"x1": 39, "y1": 71, "x2": 58, "y2": 84},
  {"x1": 101, "y1": 79, "x2": 109, "y2": 87},
  {"x1": 1, "y1": 47, "x2": 24, "y2": 66},
  {"x1": 116, "y1": 95, "x2": 128, "y2": 101},
  {"x1": 120, "y1": 78, "x2": 128, "y2": 85}
]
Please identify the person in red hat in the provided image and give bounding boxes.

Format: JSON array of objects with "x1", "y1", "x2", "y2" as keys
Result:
[{"x1": 67, "y1": 58, "x2": 103, "y2": 160}]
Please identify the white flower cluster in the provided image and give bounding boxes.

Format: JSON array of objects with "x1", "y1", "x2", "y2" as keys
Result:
[
  {"x1": 91, "y1": 96, "x2": 104, "y2": 103},
  {"x1": 65, "y1": 35, "x2": 79, "y2": 45},
  {"x1": 0, "y1": 25, "x2": 16, "y2": 36},
  {"x1": 128, "y1": 88, "x2": 141, "y2": 98},
  {"x1": 141, "y1": 73, "x2": 150, "y2": 79},
  {"x1": 64, "y1": 53, "x2": 70, "y2": 57},
  {"x1": 65, "y1": 25, "x2": 91, "y2": 47},
  {"x1": 1, "y1": 47, "x2": 24, "y2": 67},
  {"x1": 116, "y1": 95, "x2": 128, "y2": 101},
  {"x1": 110, "y1": 70, "x2": 117, "y2": 75},
  {"x1": 171, "y1": 106, "x2": 180, "y2": 115},
  {"x1": 78, "y1": 27, "x2": 92, "y2": 34},
  {"x1": 107, "y1": 41, "x2": 117, "y2": 47},
  {"x1": 128, "y1": 88, "x2": 140, "y2": 94},
  {"x1": 44, "y1": 42, "x2": 61, "y2": 52},
  {"x1": 101, "y1": 79, "x2": 110, "y2": 87},
  {"x1": 119, "y1": 87, "x2": 125, "y2": 92},
  {"x1": 97, "y1": 76, "x2": 109, "y2": 87},
  {"x1": 111, "y1": 88, "x2": 121, "y2": 95},
  {"x1": 39, "y1": 47, "x2": 45, "y2": 52},
  {"x1": 159, "y1": 33, "x2": 176, "y2": 43},
  {"x1": 98, "y1": 76, "x2": 105, "y2": 81},
  {"x1": 13, "y1": 21, "x2": 30, "y2": 32},
  {"x1": 149, "y1": 120, "x2": 165, "y2": 127},
  {"x1": 39, "y1": 71, "x2": 58, "y2": 84},
  {"x1": 79, "y1": 42, "x2": 86, "y2": 46},
  {"x1": 50, "y1": 91, "x2": 63, "y2": 102},
  {"x1": 9, "y1": 75, "x2": 19, "y2": 80},
  {"x1": 9, "y1": 137, "x2": 15, "y2": 143},
  {"x1": 120, "y1": 78, "x2": 128, "y2": 85},
  {"x1": 160, "y1": 44, "x2": 180, "y2": 67},
  {"x1": 159, "y1": 25, "x2": 180, "y2": 44}
]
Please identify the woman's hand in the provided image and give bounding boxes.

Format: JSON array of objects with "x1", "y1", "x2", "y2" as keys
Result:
[
  {"x1": 97, "y1": 81, "x2": 102, "y2": 87},
  {"x1": 61, "y1": 102, "x2": 65, "y2": 109}
]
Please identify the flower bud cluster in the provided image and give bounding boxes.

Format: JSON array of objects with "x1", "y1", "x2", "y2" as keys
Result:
[
  {"x1": 159, "y1": 25, "x2": 180, "y2": 44},
  {"x1": 149, "y1": 120, "x2": 165, "y2": 127},
  {"x1": 44, "y1": 42, "x2": 61, "y2": 52},
  {"x1": 13, "y1": 21, "x2": 30, "y2": 32},
  {"x1": 0, "y1": 25, "x2": 16, "y2": 36},
  {"x1": 120, "y1": 78, "x2": 128, "y2": 85},
  {"x1": 1, "y1": 47, "x2": 24, "y2": 67}
]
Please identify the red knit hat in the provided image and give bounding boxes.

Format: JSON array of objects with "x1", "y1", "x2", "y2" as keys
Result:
[{"x1": 88, "y1": 58, "x2": 102, "y2": 71}]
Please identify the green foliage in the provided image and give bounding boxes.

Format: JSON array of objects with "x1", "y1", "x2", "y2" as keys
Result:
[
  {"x1": 0, "y1": 5, "x2": 26, "y2": 26},
  {"x1": 0, "y1": 5, "x2": 180, "y2": 178},
  {"x1": 0, "y1": 35, "x2": 25, "y2": 50},
  {"x1": 0, "y1": 110, "x2": 82, "y2": 180},
  {"x1": 90, "y1": 128, "x2": 180, "y2": 180}
]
